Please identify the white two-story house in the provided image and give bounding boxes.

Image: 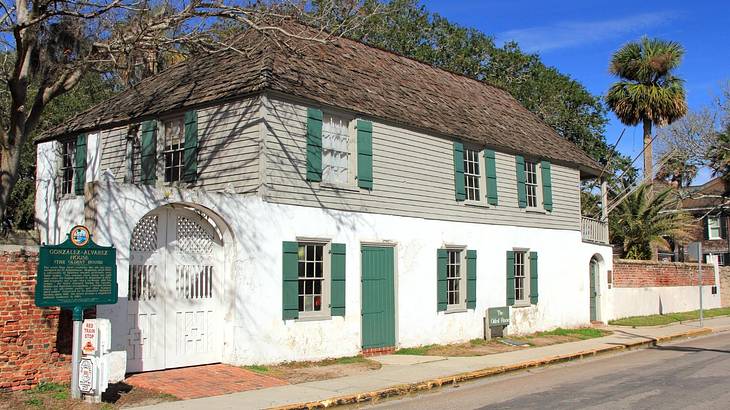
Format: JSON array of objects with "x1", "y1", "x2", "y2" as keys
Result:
[{"x1": 35, "y1": 23, "x2": 612, "y2": 374}]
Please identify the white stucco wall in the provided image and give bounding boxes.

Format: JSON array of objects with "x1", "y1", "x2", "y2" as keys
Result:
[
  {"x1": 47, "y1": 178, "x2": 611, "y2": 367},
  {"x1": 607, "y1": 286, "x2": 720, "y2": 320}
]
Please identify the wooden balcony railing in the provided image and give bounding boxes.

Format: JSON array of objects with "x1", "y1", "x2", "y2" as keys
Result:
[{"x1": 581, "y1": 216, "x2": 609, "y2": 244}]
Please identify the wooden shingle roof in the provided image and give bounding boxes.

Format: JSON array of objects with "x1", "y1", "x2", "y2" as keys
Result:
[{"x1": 40, "y1": 22, "x2": 602, "y2": 175}]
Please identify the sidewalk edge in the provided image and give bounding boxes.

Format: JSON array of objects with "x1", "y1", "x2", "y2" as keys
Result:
[{"x1": 269, "y1": 327, "x2": 711, "y2": 410}]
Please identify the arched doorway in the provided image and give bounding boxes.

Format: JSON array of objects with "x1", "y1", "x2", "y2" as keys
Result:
[
  {"x1": 589, "y1": 256, "x2": 601, "y2": 322},
  {"x1": 126, "y1": 205, "x2": 225, "y2": 372}
]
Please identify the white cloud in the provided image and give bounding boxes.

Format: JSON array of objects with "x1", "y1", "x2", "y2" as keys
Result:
[{"x1": 497, "y1": 12, "x2": 677, "y2": 53}]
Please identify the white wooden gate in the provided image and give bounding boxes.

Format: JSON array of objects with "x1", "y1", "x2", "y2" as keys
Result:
[{"x1": 127, "y1": 207, "x2": 223, "y2": 372}]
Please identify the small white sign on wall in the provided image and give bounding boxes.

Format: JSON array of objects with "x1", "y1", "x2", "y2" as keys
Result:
[
  {"x1": 81, "y1": 320, "x2": 98, "y2": 356},
  {"x1": 78, "y1": 358, "x2": 95, "y2": 394}
]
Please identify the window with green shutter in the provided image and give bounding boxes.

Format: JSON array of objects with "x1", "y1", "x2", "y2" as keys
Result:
[
  {"x1": 507, "y1": 250, "x2": 537, "y2": 306},
  {"x1": 74, "y1": 134, "x2": 87, "y2": 195},
  {"x1": 506, "y1": 251, "x2": 515, "y2": 306},
  {"x1": 438, "y1": 247, "x2": 471, "y2": 311},
  {"x1": 484, "y1": 149, "x2": 498, "y2": 205},
  {"x1": 282, "y1": 241, "x2": 300, "y2": 320},
  {"x1": 541, "y1": 161, "x2": 553, "y2": 212},
  {"x1": 515, "y1": 155, "x2": 527, "y2": 208},
  {"x1": 356, "y1": 120, "x2": 373, "y2": 190},
  {"x1": 466, "y1": 249, "x2": 477, "y2": 309},
  {"x1": 453, "y1": 142, "x2": 466, "y2": 201},
  {"x1": 330, "y1": 243, "x2": 346, "y2": 316},
  {"x1": 282, "y1": 240, "x2": 345, "y2": 320},
  {"x1": 183, "y1": 110, "x2": 198, "y2": 183},
  {"x1": 306, "y1": 108, "x2": 323, "y2": 182},
  {"x1": 529, "y1": 251, "x2": 539, "y2": 304},
  {"x1": 437, "y1": 249, "x2": 447, "y2": 311},
  {"x1": 140, "y1": 120, "x2": 158, "y2": 185}
]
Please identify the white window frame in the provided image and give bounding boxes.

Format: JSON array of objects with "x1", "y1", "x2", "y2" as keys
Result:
[
  {"x1": 444, "y1": 245, "x2": 467, "y2": 311},
  {"x1": 513, "y1": 249, "x2": 531, "y2": 307},
  {"x1": 463, "y1": 145, "x2": 486, "y2": 204},
  {"x1": 320, "y1": 112, "x2": 357, "y2": 189},
  {"x1": 707, "y1": 216, "x2": 721, "y2": 240},
  {"x1": 524, "y1": 160, "x2": 543, "y2": 210},
  {"x1": 160, "y1": 116, "x2": 185, "y2": 185},
  {"x1": 58, "y1": 138, "x2": 76, "y2": 197},
  {"x1": 296, "y1": 239, "x2": 332, "y2": 320}
]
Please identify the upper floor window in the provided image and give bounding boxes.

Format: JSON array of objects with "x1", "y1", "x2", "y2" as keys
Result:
[
  {"x1": 707, "y1": 216, "x2": 721, "y2": 240},
  {"x1": 524, "y1": 160, "x2": 540, "y2": 208},
  {"x1": 163, "y1": 117, "x2": 185, "y2": 183},
  {"x1": 60, "y1": 139, "x2": 75, "y2": 195},
  {"x1": 321, "y1": 114, "x2": 352, "y2": 186},
  {"x1": 463, "y1": 147, "x2": 483, "y2": 202},
  {"x1": 446, "y1": 248, "x2": 466, "y2": 309}
]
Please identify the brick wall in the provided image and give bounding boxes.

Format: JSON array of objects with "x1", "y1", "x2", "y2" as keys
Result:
[
  {"x1": 0, "y1": 249, "x2": 70, "y2": 391},
  {"x1": 614, "y1": 259, "x2": 716, "y2": 288},
  {"x1": 721, "y1": 267, "x2": 730, "y2": 307}
]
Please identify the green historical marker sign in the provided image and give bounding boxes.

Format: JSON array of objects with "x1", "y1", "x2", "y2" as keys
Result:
[
  {"x1": 487, "y1": 306, "x2": 510, "y2": 327},
  {"x1": 35, "y1": 226, "x2": 118, "y2": 308}
]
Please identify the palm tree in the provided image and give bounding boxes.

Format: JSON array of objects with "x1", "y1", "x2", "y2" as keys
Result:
[
  {"x1": 655, "y1": 151, "x2": 697, "y2": 188},
  {"x1": 606, "y1": 38, "x2": 688, "y2": 181},
  {"x1": 609, "y1": 184, "x2": 693, "y2": 260}
]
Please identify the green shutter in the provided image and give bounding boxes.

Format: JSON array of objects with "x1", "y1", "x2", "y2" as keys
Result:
[
  {"x1": 357, "y1": 120, "x2": 373, "y2": 190},
  {"x1": 515, "y1": 155, "x2": 527, "y2": 208},
  {"x1": 306, "y1": 108, "x2": 323, "y2": 182},
  {"x1": 721, "y1": 216, "x2": 728, "y2": 240},
  {"x1": 330, "y1": 243, "x2": 346, "y2": 316},
  {"x1": 541, "y1": 161, "x2": 553, "y2": 212},
  {"x1": 183, "y1": 110, "x2": 198, "y2": 183},
  {"x1": 466, "y1": 249, "x2": 477, "y2": 309},
  {"x1": 453, "y1": 142, "x2": 465, "y2": 201},
  {"x1": 73, "y1": 134, "x2": 87, "y2": 195},
  {"x1": 140, "y1": 120, "x2": 157, "y2": 185},
  {"x1": 282, "y1": 241, "x2": 300, "y2": 320},
  {"x1": 529, "y1": 252, "x2": 539, "y2": 304},
  {"x1": 437, "y1": 249, "x2": 448, "y2": 311},
  {"x1": 506, "y1": 251, "x2": 515, "y2": 306},
  {"x1": 484, "y1": 149, "x2": 498, "y2": 206}
]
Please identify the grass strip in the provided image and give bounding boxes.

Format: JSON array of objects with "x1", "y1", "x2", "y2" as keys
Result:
[{"x1": 609, "y1": 307, "x2": 730, "y2": 327}]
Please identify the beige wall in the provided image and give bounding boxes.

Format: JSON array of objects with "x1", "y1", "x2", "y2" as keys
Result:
[{"x1": 261, "y1": 93, "x2": 582, "y2": 231}]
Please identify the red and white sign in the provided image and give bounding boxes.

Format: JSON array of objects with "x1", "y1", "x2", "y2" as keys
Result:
[{"x1": 81, "y1": 320, "x2": 97, "y2": 356}]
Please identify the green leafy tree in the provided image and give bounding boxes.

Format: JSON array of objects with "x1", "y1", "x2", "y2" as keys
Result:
[
  {"x1": 609, "y1": 184, "x2": 693, "y2": 259},
  {"x1": 606, "y1": 37, "x2": 688, "y2": 181}
]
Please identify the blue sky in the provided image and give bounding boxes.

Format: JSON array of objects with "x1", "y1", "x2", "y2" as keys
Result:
[{"x1": 421, "y1": 0, "x2": 730, "y2": 183}]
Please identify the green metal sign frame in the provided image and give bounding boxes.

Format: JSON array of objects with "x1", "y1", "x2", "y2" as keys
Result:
[
  {"x1": 487, "y1": 306, "x2": 510, "y2": 327},
  {"x1": 35, "y1": 226, "x2": 118, "y2": 310}
]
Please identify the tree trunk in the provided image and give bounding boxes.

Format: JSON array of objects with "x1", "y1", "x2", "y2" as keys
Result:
[
  {"x1": 643, "y1": 118, "x2": 653, "y2": 182},
  {"x1": 0, "y1": 143, "x2": 21, "y2": 230}
]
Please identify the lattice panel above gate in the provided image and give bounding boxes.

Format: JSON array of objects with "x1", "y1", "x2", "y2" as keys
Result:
[
  {"x1": 131, "y1": 214, "x2": 158, "y2": 252},
  {"x1": 177, "y1": 216, "x2": 214, "y2": 254}
]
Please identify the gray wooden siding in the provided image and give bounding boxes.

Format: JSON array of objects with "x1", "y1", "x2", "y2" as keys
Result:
[
  {"x1": 262, "y1": 95, "x2": 582, "y2": 231},
  {"x1": 99, "y1": 126, "x2": 128, "y2": 182},
  {"x1": 98, "y1": 96, "x2": 262, "y2": 194}
]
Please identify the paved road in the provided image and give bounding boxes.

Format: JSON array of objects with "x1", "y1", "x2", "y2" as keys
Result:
[{"x1": 366, "y1": 331, "x2": 730, "y2": 410}]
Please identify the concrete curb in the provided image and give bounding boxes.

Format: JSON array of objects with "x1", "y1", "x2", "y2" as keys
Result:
[{"x1": 269, "y1": 327, "x2": 712, "y2": 410}]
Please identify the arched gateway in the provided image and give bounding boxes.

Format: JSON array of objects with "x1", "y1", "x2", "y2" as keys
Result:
[{"x1": 126, "y1": 205, "x2": 225, "y2": 372}]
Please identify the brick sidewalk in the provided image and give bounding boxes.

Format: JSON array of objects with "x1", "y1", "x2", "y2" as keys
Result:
[{"x1": 125, "y1": 364, "x2": 288, "y2": 399}]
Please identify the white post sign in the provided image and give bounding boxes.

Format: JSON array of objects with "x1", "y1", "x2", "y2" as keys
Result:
[
  {"x1": 81, "y1": 320, "x2": 98, "y2": 356},
  {"x1": 78, "y1": 358, "x2": 95, "y2": 394}
]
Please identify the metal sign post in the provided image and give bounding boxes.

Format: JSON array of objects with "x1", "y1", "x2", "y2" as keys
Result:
[
  {"x1": 699, "y1": 244, "x2": 703, "y2": 327},
  {"x1": 687, "y1": 241, "x2": 703, "y2": 327},
  {"x1": 71, "y1": 306, "x2": 83, "y2": 399}
]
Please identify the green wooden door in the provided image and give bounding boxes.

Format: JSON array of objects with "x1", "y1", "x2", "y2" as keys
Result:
[
  {"x1": 361, "y1": 246, "x2": 396, "y2": 349},
  {"x1": 589, "y1": 259, "x2": 598, "y2": 321}
]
